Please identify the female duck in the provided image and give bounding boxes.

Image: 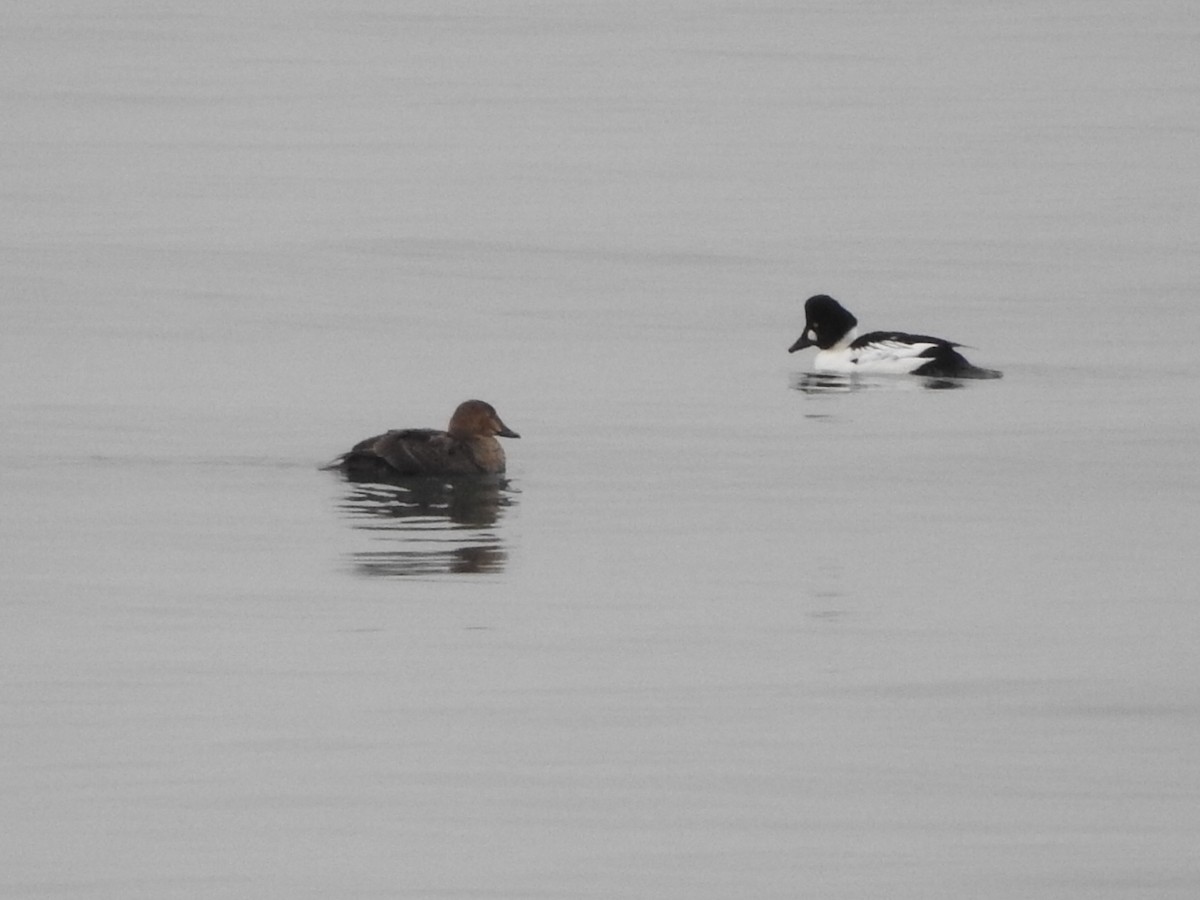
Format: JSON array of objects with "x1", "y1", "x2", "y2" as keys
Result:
[
  {"x1": 327, "y1": 399, "x2": 519, "y2": 481},
  {"x1": 788, "y1": 294, "x2": 1001, "y2": 379}
]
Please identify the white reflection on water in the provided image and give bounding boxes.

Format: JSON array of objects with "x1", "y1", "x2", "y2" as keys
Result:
[{"x1": 790, "y1": 371, "x2": 977, "y2": 394}]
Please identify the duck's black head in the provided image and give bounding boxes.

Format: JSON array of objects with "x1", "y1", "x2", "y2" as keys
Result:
[{"x1": 788, "y1": 294, "x2": 858, "y2": 352}]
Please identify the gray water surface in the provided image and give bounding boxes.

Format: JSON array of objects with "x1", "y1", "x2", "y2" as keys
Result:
[{"x1": 3, "y1": 3, "x2": 1199, "y2": 898}]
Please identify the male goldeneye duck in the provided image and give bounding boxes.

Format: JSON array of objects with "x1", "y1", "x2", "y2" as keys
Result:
[
  {"x1": 787, "y1": 294, "x2": 1001, "y2": 379},
  {"x1": 326, "y1": 399, "x2": 520, "y2": 481}
]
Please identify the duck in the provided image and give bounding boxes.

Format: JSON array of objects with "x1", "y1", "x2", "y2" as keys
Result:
[
  {"x1": 326, "y1": 399, "x2": 519, "y2": 481},
  {"x1": 787, "y1": 294, "x2": 1001, "y2": 379}
]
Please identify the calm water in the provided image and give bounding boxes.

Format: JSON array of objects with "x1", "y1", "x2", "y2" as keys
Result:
[{"x1": 3, "y1": 2, "x2": 1199, "y2": 898}]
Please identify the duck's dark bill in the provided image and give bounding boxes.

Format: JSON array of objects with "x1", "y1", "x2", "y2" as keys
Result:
[{"x1": 788, "y1": 334, "x2": 814, "y2": 353}]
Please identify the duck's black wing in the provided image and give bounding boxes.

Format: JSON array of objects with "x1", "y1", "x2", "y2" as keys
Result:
[
  {"x1": 852, "y1": 330, "x2": 959, "y2": 350},
  {"x1": 851, "y1": 330, "x2": 1001, "y2": 379}
]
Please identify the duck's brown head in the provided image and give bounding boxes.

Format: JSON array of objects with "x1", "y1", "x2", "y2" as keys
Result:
[{"x1": 447, "y1": 400, "x2": 520, "y2": 440}]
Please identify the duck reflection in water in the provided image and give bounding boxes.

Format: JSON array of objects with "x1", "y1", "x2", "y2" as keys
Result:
[
  {"x1": 337, "y1": 478, "x2": 514, "y2": 577},
  {"x1": 790, "y1": 372, "x2": 965, "y2": 394},
  {"x1": 324, "y1": 400, "x2": 520, "y2": 577}
]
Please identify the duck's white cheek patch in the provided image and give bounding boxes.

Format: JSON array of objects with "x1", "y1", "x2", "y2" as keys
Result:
[{"x1": 807, "y1": 329, "x2": 817, "y2": 341}]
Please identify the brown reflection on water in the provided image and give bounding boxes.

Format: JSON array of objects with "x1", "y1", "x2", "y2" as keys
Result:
[{"x1": 335, "y1": 477, "x2": 515, "y2": 577}]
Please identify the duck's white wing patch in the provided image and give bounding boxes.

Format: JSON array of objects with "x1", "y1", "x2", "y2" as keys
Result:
[{"x1": 850, "y1": 339, "x2": 937, "y2": 374}]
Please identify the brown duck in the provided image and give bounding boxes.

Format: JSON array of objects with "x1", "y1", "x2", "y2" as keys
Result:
[{"x1": 327, "y1": 399, "x2": 519, "y2": 481}]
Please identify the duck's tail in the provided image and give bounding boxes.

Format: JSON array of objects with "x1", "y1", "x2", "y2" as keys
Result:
[
  {"x1": 956, "y1": 365, "x2": 1003, "y2": 380},
  {"x1": 918, "y1": 346, "x2": 1003, "y2": 380}
]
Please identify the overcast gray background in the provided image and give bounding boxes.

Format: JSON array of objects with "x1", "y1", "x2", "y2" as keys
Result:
[{"x1": 3, "y1": 2, "x2": 1198, "y2": 898}]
